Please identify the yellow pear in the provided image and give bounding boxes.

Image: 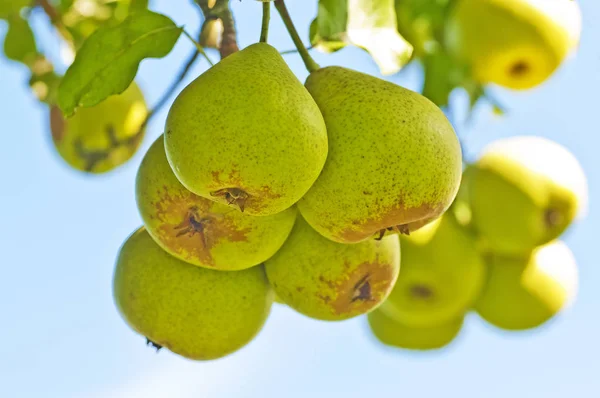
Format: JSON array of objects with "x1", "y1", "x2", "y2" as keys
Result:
[
  {"x1": 465, "y1": 136, "x2": 588, "y2": 256},
  {"x1": 446, "y1": 0, "x2": 582, "y2": 90},
  {"x1": 379, "y1": 214, "x2": 486, "y2": 327},
  {"x1": 165, "y1": 43, "x2": 328, "y2": 216},
  {"x1": 136, "y1": 135, "x2": 297, "y2": 271},
  {"x1": 265, "y1": 215, "x2": 400, "y2": 321},
  {"x1": 475, "y1": 240, "x2": 578, "y2": 331},
  {"x1": 299, "y1": 66, "x2": 462, "y2": 243},
  {"x1": 113, "y1": 227, "x2": 273, "y2": 360},
  {"x1": 368, "y1": 309, "x2": 464, "y2": 351},
  {"x1": 50, "y1": 82, "x2": 147, "y2": 173}
]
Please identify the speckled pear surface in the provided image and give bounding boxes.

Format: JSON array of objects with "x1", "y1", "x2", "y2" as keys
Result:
[
  {"x1": 475, "y1": 240, "x2": 578, "y2": 331},
  {"x1": 113, "y1": 228, "x2": 273, "y2": 360},
  {"x1": 165, "y1": 43, "x2": 328, "y2": 216},
  {"x1": 265, "y1": 216, "x2": 400, "y2": 321},
  {"x1": 465, "y1": 136, "x2": 588, "y2": 256},
  {"x1": 446, "y1": 0, "x2": 581, "y2": 90},
  {"x1": 368, "y1": 309, "x2": 464, "y2": 351},
  {"x1": 136, "y1": 136, "x2": 297, "y2": 271},
  {"x1": 379, "y1": 215, "x2": 485, "y2": 327},
  {"x1": 298, "y1": 66, "x2": 462, "y2": 243},
  {"x1": 50, "y1": 82, "x2": 147, "y2": 173}
]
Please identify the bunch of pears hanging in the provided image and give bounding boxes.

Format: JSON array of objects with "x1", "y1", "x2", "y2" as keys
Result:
[{"x1": 112, "y1": 0, "x2": 586, "y2": 359}]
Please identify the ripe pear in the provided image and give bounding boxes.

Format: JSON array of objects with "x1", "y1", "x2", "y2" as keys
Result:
[
  {"x1": 165, "y1": 43, "x2": 328, "y2": 216},
  {"x1": 113, "y1": 227, "x2": 273, "y2": 360},
  {"x1": 136, "y1": 135, "x2": 297, "y2": 271},
  {"x1": 50, "y1": 82, "x2": 147, "y2": 173},
  {"x1": 446, "y1": 0, "x2": 581, "y2": 90},
  {"x1": 298, "y1": 66, "x2": 462, "y2": 243},
  {"x1": 265, "y1": 215, "x2": 401, "y2": 321},
  {"x1": 465, "y1": 136, "x2": 588, "y2": 256},
  {"x1": 368, "y1": 309, "x2": 464, "y2": 351},
  {"x1": 379, "y1": 214, "x2": 486, "y2": 327},
  {"x1": 475, "y1": 240, "x2": 578, "y2": 331}
]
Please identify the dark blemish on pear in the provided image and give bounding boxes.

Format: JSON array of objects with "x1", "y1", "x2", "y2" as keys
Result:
[
  {"x1": 374, "y1": 224, "x2": 410, "y2": 240},
  {"x1": 509, "y1": 61, "x2": 530, "y2": 78},
  {"x1": 351, "y1": 274, "x2": 373, "y2": 302},
  {"x1": 544, "y1": 208, "x2": 563, "y2": 228},
  {"x1": 146, "y1": 338, "x2": 163, "y2": 352},
  {"x1": 173, "y1": 206, "x2": 214, "y2": 248},
  {"x1": 210, "y1": 188, "x2": 249, "y2": 212},
  {"x1": 410, "y1": 284, "x2": 434, "y2": 299}
]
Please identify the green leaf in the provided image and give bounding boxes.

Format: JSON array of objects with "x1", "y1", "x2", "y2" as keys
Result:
[
  {"x1": 3, "y1": 15, "x2": 38, "y2": 66},
  {"x1": 310, "y1": 0, "x2": 347, "y2": 44},
  {"x1": 58, "y1": 10, "x2": 181, "y2": 116},
  {"x1": 0, "y1": 0, "x2": 30, "y2": 20},
  {"x1": 311, "y1": 0, "x2": 413, "y2": 75},
  {"x1": 421, "y1": 48, "x2": 459, "y2": 107}
]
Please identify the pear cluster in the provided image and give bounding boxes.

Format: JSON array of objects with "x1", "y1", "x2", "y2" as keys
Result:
[
  {"x1": 113, "y1": 42, "x2": 464, "y2": 360},
  {"x1": 368, "y1": 136, "x2": 587, "y2": 351}
]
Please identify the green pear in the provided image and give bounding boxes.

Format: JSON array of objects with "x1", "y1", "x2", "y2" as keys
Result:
[
  {"x1": 50, "y1": 82, "x2": 147, "y2": 173},
  {"x1": 113, "y1": 227, "x2": 273, "y2": 360},
  {"x1": 446, "y1": 0, "x2": 581, "y2": 90},
  {"x1": 265, "y1": 215, "x2": 401, "y2": 321},
  {"x1": 465, "y1": 136, "x2": 588, "y2": 256},
  {"x1": 136, "y1": 135, "x2": 297, "y2": 271},
  {"x1": 475, "y1": 240, "x2": 578, "y2": 331},
  {"x1": 379, "y1": 214, "x2": 486, "y2": 327},
  {"x1": 165, "y1": 43, "x2": 328, "y2": 216},
  {"x1": 298, "y1": 66, "x2": 462, "y2": 244},
  {"x1": 368, "y1": 309, "x2": 464, "y2": 351}
]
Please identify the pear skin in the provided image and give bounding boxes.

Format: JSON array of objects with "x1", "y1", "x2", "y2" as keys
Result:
[
  {"x1": 165, "y1": 43, "x2": 328, "y2": 216},
  {"x1": 475, "y1": 240, "x2": 578, "y2": 331},
  {"x1": 113, "y1": 228, "x2": 274, "y2": 360},
  {"x1": 379, "y1": 214, "x2": 486, "y2": 327},
  {"x1": 466, "y1": 136, "x2": 588, "y2": 256},
  {"x1": 446, "y1": 0, "x2": 581, "y2": 90},
  {"x1": 50, "y1": 82, "x2": 147, "y2": 173},
  {"x1": 136, "y1": 135, "x2": 297, "y2": 271},
  {"x1": 368, "y1": 309, "x2": 464, "y2": 351},
  {"x1": 265, "y1": 216, "x2": 401, "y2": 321},
  {"x1": 298, "y1": 66, "x2": 462, "y2": 243}
]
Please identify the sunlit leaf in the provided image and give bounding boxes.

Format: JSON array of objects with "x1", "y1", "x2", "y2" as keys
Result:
[
  {"x1": 311, "y1": 0, "x2": 413, "y2": 75},
  {"x1": 347, "y1": 0, "x2": 413, "y2": 75},
  {"x1": 58, "y1": 10, "x2": 181, "y2": 116}
]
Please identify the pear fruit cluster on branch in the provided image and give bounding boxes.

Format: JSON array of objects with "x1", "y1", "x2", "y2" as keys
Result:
[
  {"x1": 113, "y1": 41, "x2": 463, "y2": 360},
  {"x1": 367, "y1": 136, "x2": 587, "y2": 352}
]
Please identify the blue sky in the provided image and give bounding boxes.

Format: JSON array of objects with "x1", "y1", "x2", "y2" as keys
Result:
[{"x1": 0, "y1": 1, "x2": 598, "y2": 397}]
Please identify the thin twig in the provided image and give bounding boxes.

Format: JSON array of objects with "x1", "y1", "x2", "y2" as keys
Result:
[
  {"x1": 182, "y1": 29, "x2": 214, "y2": 66},
  {"x1": 37, "y1": 0, "x2": 75, "y2": 50},
  {"x1": 274, "y1": 0, "x2": 319, "y2": 73},
  {"x1": 280, "y1": 45, "x2": 314, "y2": 55}
]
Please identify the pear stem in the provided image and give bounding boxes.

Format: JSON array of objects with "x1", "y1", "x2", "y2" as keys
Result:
[
  {"x1": 274, "y1": 0, "x2": 320, "y2": 73},
  {"x1": 260, "y1": 2, "x2": 270, "y2": 43}
]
